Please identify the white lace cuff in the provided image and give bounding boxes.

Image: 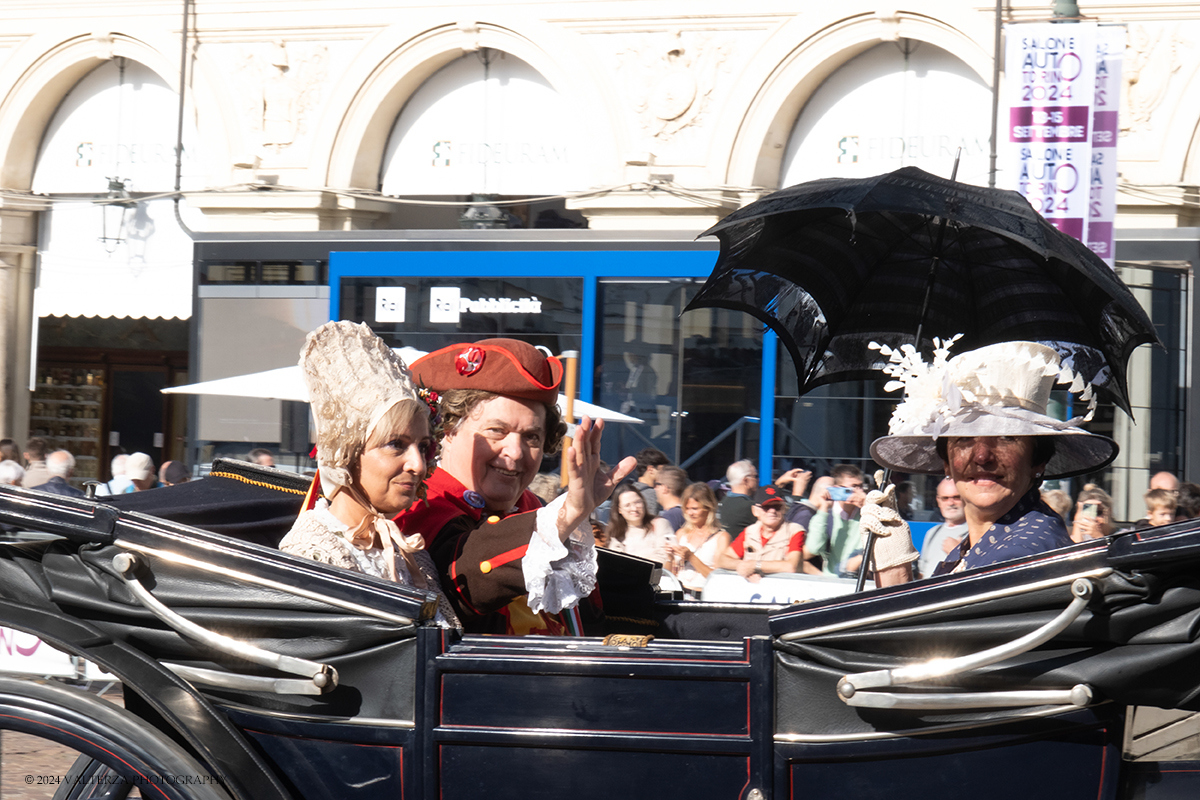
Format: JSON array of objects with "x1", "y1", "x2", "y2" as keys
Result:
[{"x1": 523, "y1": 493, "x2": 598, "y2": 615}]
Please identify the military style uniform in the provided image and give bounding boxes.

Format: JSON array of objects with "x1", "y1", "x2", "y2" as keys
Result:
[
  {"x1": 399, "y1": 469, "x2": 601, "y2": 634},
  {"x1": 399, "y1": 338, "x2": 605, "y2": 636}
]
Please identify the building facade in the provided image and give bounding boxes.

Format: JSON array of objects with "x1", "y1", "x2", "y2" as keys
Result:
[{"x1": 1, "y1": 1, "x2": 1199, "y2": 511}]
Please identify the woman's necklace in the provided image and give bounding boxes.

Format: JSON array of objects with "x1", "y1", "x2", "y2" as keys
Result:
[{"x1": 681, "y1": 526, "x2": 713, "y2": 548}]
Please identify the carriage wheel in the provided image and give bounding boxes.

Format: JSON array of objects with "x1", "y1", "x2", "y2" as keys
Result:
[
  {"x1": 0, "y1": 678, "x2": 232, "y2": 800},
  {"x1": 53, "y1": 755, "x2": 132, "y2": 800}
]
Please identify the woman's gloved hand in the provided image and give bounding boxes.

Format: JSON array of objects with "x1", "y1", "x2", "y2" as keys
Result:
[{"x1": 860, "y1": 470, "x2": 919, "y2": 572}]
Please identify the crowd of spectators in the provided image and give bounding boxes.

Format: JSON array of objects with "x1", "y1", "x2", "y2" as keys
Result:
[
  {"x1": 0, "y1": 437, "x2": 199, "y2": 501},
  {"x1": 2, "y1": 426, "x2": 1195, "y2": 597},
  {"x1": 585, "y1": 447, "x2": 1200, "y2": 597}
]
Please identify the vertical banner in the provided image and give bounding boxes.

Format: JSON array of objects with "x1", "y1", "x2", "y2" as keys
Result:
[
  {"x1": 1088, "y1": 27, "x2": 1124, "y2": 267},
  {"x1": 1006, "y1": 22, "x2": 1097, "y2": 241}
]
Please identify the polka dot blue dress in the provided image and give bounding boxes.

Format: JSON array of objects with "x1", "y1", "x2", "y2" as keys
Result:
[{"x1": 933, "y1": 489, "x2": 1072, "y2": 576}]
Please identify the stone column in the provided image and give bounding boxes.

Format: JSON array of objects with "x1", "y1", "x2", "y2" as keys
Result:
[{"x1": 0, "y1": 201, "x2": 41, "y2": 444}]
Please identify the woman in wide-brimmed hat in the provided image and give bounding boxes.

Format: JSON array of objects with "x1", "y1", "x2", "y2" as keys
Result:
[{"x1": 865, "y1": 337, "x2": 1118, "y2": 579}]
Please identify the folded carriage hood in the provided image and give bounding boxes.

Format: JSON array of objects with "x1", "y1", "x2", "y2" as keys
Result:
[{"x1": 767, "y1": 518, "x2": 1200, "y2": 739}]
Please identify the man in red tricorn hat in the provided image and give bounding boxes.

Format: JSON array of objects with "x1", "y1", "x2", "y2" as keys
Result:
[{"x1": 396, "y1": 338, "x2": 635, "y2": 635}]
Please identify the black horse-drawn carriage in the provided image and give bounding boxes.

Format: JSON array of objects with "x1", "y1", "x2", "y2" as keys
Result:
[{"x1": 2, "y1": 459, "x2": 1200, "y2": 800}]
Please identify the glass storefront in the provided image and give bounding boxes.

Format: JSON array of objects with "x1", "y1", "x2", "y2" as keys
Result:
[
  {"x1": 773, "y1": 352, "x2": 893, "y2": 477},
  {"x1": 329, "y1": 246, "x2": 749, "y2": 482},
  {"x1": 1107, "y1": 262, "x2": 1190, "y2": 521},
  {"x1": 596, "y1": 279, "x2": 762, "y2": 483}
]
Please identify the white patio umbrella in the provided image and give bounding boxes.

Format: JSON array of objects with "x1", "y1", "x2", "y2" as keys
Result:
[
  {"x1": 162, "y1": 365, "x2": 309, "y2": 403},
  {"x1": 163, "y1": 350, "x2": 643, "y2": 424}
]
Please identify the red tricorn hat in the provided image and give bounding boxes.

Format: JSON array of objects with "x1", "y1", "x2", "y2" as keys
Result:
[{"x1": 411, "y1": 339, "x2": 564, "y2": 404}]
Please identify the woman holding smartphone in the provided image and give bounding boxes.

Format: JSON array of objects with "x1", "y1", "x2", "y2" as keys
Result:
[
  {"x1": 668, "y1": 483, "x2": 730, "y2": 596},
  {"x1": 1070, "y1": 485, "x2": 1115, "y2": 542}
]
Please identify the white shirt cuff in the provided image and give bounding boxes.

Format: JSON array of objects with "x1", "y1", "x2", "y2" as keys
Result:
[{"x1": 523, "y1": 494, "x2": 598, "y2": 615}]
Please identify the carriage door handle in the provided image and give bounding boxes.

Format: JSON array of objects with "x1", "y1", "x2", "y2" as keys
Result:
[
  {"x1": 112, "y1": 552, "x2": 337, "y2": 694},
  {"x1": 836, "y1": 577, "x2": 1100, "y2": 710}
]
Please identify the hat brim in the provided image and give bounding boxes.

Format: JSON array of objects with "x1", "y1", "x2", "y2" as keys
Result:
[{"x1": 869, "y1": 409, "x2": 1119, "y2": 479}]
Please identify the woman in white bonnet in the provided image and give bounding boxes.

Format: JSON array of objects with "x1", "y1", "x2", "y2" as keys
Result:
[
  {"x1": 279, "y1": 321, "x2": 458, "y2": 628},
  {"x1": 863, "y1": 338, "x2": 1118, "y2": 583}
]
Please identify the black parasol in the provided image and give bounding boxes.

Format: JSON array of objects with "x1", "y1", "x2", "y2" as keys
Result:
[{"x1": 685, "y1": 166, "x2": 1160, "y2": 414}]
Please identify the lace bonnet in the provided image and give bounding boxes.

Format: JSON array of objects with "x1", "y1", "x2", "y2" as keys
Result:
[
  {"x1": 300, "y1": 321, "x2": 421, "y2": 493},
  {"x1": 868, "y1": 337, "x2": 1118, "y2": 479}
]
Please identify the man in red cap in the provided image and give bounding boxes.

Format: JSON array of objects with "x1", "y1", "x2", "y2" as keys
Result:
[
  {"x1": 715, "y1": 486, "x2": 810, "y2": 580},
  {"x1": 397, "y1": 338, "x2": 635, "y2": 635}
]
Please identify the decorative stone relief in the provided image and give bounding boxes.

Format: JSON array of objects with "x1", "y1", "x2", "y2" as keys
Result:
[
  {"x1": 616, "y1": 31, "x2": 734, "y2": 156},
  {"x1": 234, "y1": 40, "x2": 329, "y2": 155},
  {"x1": 1121, "y1": 24, "x2": 1191, "y2": 136}
]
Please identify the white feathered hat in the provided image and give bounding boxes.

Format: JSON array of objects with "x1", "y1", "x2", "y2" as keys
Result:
[
  {"x1": 868, "y1": 336, "x2": 1118, "y2": 479},
  {"x1": 300, "y1": 321, "x2": 422, "y2": 493}
]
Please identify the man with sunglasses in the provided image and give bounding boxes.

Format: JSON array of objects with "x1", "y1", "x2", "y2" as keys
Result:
[{"x1": 715, "y1": 486, "x2": 811, "y2": 580}]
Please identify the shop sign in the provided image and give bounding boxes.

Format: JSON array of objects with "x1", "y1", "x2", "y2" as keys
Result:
[
  {"x1": 429, "y1": 287, "x2": 543, "y2": 324},
  {"x1": 376, "y1": 287, "x2": 406, "y2": 323},
  {"x1": 379, "y1": 54, "x2": 585, "y2": 196},
  {"x1": 74, "y1": 142, "x2": 186, "y2": 169},
  {"x1": 431, "y1": 141, "x2": 569, "y2": 167},
  {"x1": 836, "y1": 135, "x2": 987, "y2": 166},
  {"x1": 32, "y1": 59, "x2": 202, "y2": 195}
]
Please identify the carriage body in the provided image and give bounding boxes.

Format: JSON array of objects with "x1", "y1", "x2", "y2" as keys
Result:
[{"x1": 2, "y1": 468, "x2": 1199, "y2": 800}]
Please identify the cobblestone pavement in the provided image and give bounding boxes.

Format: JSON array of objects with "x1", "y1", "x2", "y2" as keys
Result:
[
  {"x1": 1, "y1": 731, "x2": 81, "y2": 800},
  {"x1": 1, "y1": 683, "x2": 130, "y2": 800}
]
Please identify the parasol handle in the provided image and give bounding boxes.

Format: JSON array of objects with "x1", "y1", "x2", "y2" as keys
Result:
[
  {"x1": 853, "y1": 467, "x2": 892, "y2": 592},
  {"x1": 854, "y1": 531, "x2": 877, "y2": 592},
  {"x1": 560, "y1": 351, "x2": 579, "y2": 488}
]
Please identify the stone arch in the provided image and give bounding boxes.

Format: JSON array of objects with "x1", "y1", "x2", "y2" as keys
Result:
[
  {"x1": 715, "y1": 12, "x2": 992, "y2": 190},
  {"x1": 1172, "y1": 66, "x2": 1200, "y2": 185},
  {"x1": 0, "y1": 28, "x2": 234, "y2": 191},
  {"x1": 1184, "y1": 123, "x2": 1200, "y2": 186},
  {"x1": 318, "y1": 18, "x2": 622, "y2": 191}
]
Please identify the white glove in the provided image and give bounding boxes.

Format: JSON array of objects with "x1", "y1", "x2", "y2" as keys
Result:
[{"x1": 860, "y1": 472, "x2": 919, "y2": 572}]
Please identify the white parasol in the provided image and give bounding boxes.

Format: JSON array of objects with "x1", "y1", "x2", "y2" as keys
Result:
[{"x1": 163, "y1": 349, "x2": 643, "y2": 424}]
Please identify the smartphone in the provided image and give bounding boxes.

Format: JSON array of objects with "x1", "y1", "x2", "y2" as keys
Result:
[
  {"x1": 1081, "y1": 502, "x2": 1100, "y2": 519},
  {"x1": 828, "y1": 486, "x2": 854, "y2": 502}
]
